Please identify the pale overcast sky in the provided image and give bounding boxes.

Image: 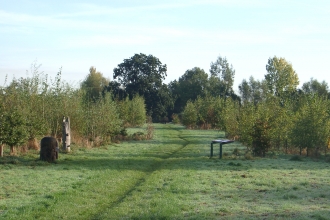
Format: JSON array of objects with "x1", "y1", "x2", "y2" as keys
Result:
[{"x1": 1, "y1": 0, "x2": 329, "y2": 91}]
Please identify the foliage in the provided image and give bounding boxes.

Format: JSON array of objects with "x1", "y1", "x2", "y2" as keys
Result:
[
  {"x1": 237, "y1": 103, "x2": 255, "y2": 147},
  {"x1": 290, "y1": 95, "x2": 330, "y2": 156},
  {"x1": 265, "y1": 56, "x2": 299, "y2": 96},
  {"x1": 112, "y1": 53, "x2": 170, "y2": 120},
  {"x1": 251, "y1": 118, "x2": 271, "y2": 157},
  {"x1": 169, "y1": 67, "x2": 208, "y2": 113},
  {"x1": 239, "y1": 76, "x2": 267, "y2": 105},
  {"x1": 180, "y1": 96, "x2": 226, "y2": 129},
  {"x1": 118, "y1": 96, "x2": 146, "y2": 127},
  {"x1": 171, "y1": 113, "x2": 181, "y2": 124},
  {"x1": 0, "y1": 63, "x2": 148, "y2": 155},
  {"x1": 0, "y1": 108, "x2": 28, "y2": 154},
  {"x1": 194, "y1": 96, "x2": 214, "y2": 129},
  {"x1": 267, "y1": 97, "x2": 294, "y2": 153},
  {"x1": 223, "y1": 98, "x2": 240, "y2": 139},
  {"x1": 85, "y1": 93, "x2": 122, "y2": 143},
  {"x1": 290, "y1": 155, "x2": 304, "y2": 161},
  {"x1": 182, "y1": 101, "x2": 197, "y2": 129},
  {"x1": 302, "y1": 78, "x2": 329, "y2": 98},
  {"x1": 210, "y1": 55, "x2": 235, "y2": 98},
  {"x1": 81, "y1": 66, "x2": 109, "y2": 102}
]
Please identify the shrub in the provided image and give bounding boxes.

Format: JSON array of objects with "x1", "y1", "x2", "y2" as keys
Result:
[
  {"x1": 325, "y1": 156, "x2": 330, "y2": 163},
  {"x1": 182, "y1": 101, "x2": 197, "y2": 129},
  {"x1": 244, "y1": 152, "x2": 254, "y2": 160},
  {"x1": 290, "y1": 155, "x2": 303, "y2": 161},
  {"x1": 233, "y1": 148, "x2": 240, "y2": 156},
  {"x1": 172, "y1": 114, "x2": 181, "y2": 124}
]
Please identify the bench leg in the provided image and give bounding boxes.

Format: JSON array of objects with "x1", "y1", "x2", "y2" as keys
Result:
[
  {"x1": 220, "y1": 143, "x2": 223, "y2": 159},
  {"x1": 210, "y1": 143, "x2": 213, "y2": 157}
]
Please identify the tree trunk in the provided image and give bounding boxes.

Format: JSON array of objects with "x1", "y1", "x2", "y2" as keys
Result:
[
  {"x1": 285, "y1": 140, "x2": 288, "y2": 154},
  {"x1": 325, "y1": 145, "x2": 327, "y2": 156},
  {"x1": 10, "y1": 146, "x2": 15, "y2": 155}
]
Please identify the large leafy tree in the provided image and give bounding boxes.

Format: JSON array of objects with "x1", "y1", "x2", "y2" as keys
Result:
[
  {"x1": 265, "y1": 56, "x2": 299, "y2": 97},
  {"x1": 112, "y1": 53, "x2": 170, "y2": 121},
  {"x1": 169, "y1": 67, "x2": 208, "y2": 113}
]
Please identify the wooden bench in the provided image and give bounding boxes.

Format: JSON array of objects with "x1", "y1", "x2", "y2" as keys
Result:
[{"x1": 210, "y1": 139, "x2": 234, "y2": 158}]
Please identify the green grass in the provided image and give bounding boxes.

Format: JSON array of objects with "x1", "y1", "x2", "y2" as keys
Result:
[{"x1": 1, "y1": 124, "x2": 330, "y2": 219}]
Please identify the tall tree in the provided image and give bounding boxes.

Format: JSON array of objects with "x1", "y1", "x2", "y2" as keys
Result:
[
  {"x1": 81, "y1": 66, "x2": 109, "y2": 102},
  {"x1": 169, "y1": 67, "x2": 208, "y2": 113},
  {"x1": 265, "y1": 56, "x2": 299, "y2": 97},
  {"x1": 210, "y1": 56, "x2": 235, "y2": 98},
  {"x1": 112, "y1": 53, "x2": 170, "y2": 121},
  {"x1": 238, "y1": 79, "x2": 251, "y2": 103},
  {"x1": 302, "y1": 78, "x2": 329, "y2": 98},
  {"x1": 239, "y1": 76, "x2": 267, "y2": 105}
]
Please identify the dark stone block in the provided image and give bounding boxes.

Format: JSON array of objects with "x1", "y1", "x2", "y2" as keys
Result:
[{"x1": 40, "y1": 137, "x2": 59, "y2": 162}]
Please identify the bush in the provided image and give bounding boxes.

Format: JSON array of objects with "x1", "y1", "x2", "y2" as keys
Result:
[
  {"x1": 290, "y1": 155, "x2": 304, "y2": 161},
  {"x1": 325, "y1": 156, "x2": 330, "y2": 163},
  {"x1": 233, "y1": 148, "x2": 240, "y2": 156},
  {"x1": 182, "y1": 101, "x2": 197, "y2": 129},
  {"x1": 244, "y1": 151, "x2": 254, "y2": 160},
  {"x1": 172, "y1": 114, "x2": 181, "y2": 124}
]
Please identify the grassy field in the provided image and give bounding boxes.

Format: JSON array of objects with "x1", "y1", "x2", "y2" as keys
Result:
[{"x1": 0, "y1": 124, "x2": 330, "y2": 219}]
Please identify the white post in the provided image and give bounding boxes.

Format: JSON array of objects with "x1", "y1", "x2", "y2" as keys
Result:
[{"x1": 62, "y1": 116, "x2": 71, "y2": 152}]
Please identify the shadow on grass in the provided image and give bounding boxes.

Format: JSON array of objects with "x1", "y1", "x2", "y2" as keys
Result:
[
  {"x1": 125, "y1": 209, "x2": 330, "y2": 220},
  {"x1": 2, "y1": 150, "x2": 330, "y2": 172},
  {"x1": 54, "y1": 155, "x2": 330, "y2": 172}
]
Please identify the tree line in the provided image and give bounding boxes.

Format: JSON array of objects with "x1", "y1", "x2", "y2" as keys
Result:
[
  {"x1": 179, "y1": 57, "x2": 330, "y2": 157},
  {"x1": 0, "y1": 63, "x2": 146, "y2": 155},
  {"x1": 1, "y1": 53, "x2": 330, "y2": 157}
]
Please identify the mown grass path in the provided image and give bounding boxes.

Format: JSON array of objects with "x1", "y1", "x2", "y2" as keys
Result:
[{"x1": 1, "y1": 124, "x2": 330, "y2": 219}]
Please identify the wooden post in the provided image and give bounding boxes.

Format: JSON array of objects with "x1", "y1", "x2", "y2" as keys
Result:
[
  {"x1": 0, "y1": 144, "x2": 3, "y2": 157},
  {"x1": 62, "y1": 116, "x2": 71, "y2": 152}
]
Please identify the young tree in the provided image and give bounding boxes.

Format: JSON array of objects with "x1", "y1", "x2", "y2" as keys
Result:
[
  {"x1": 265, "y1": 56, "x2": 299, "y2": 97},
  {"x1": 81, "y1": 66, "x2": 109, "y2": 102},
  {"x1": 290, "y1": 95, "x2": 330, "y2": 156},
  {"x1": 251, "y1": 102, "x2": 273, "y2": 157},
  {"x1": 267, "y1": 97, "x2": 294, "y2": 153},
  {"x1": 237, "y1": 102, "x2": 255, "y2": 148},
  {"x1": 182, "y1": 101, "x2": 198, "y2": 129},
  {"x1": 302, "y1": 78, "x2": 329, "y2": 98},
  {"x1": 238, "y1": 79, "x2": 251, "y2": 104},
  {"x1": 223, "y1": 98, "x2": 240, "y2": 139},
  {"x1": 0, "y1": 109, "x2": 28, "y2": 155},
  {"x1": 210, "y1": 56, "x2": 235, "y2": 98},
  {"x1": 119, "y1": 96, "x2": 146, "y2": 127}
]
